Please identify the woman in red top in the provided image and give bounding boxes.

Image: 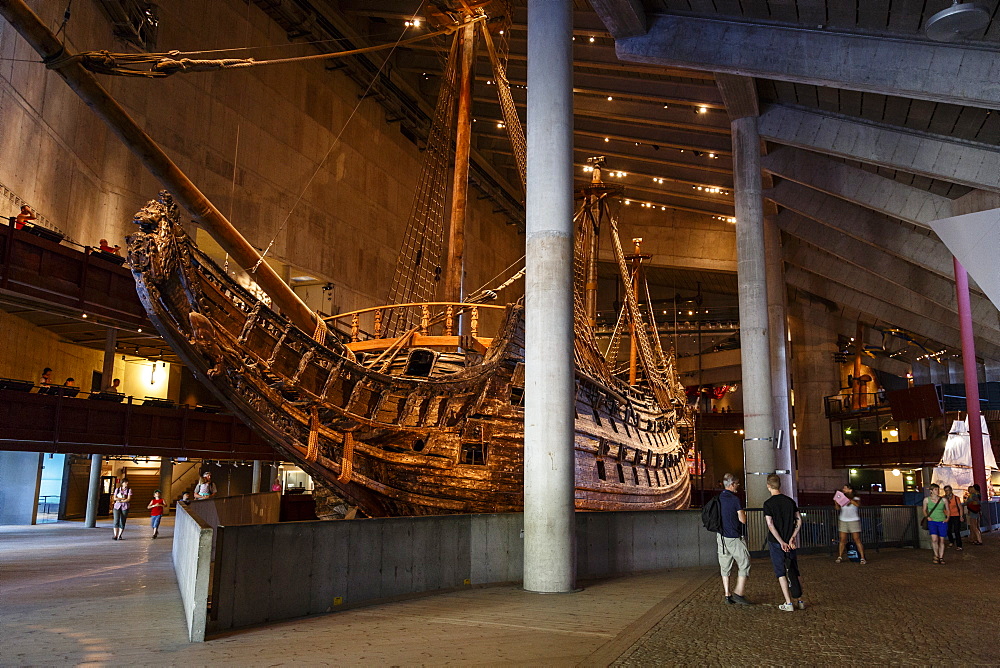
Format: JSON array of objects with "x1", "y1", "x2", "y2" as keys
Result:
[{"x1": 147, "y1": 490, "x2": 166, "y2": 539}]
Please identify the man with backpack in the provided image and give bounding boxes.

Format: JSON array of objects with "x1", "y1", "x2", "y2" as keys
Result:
[
  {"x1": 762, "y1": 474, "x2": 805, "y2": 612},
  {"x1": 709, "y1": 473, "x2": 752, "y2": 605}
]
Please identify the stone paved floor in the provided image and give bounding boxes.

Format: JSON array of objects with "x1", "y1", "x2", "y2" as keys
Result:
[
  {"x1": 615, "y1": 536, "x2": 1000, "y2": 666},
  {"x1": 3, "y1": 518, "x2": 998, "y2": 666}
]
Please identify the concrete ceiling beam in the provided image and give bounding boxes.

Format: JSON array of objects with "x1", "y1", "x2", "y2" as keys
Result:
[
  {"x1": 615, "y1": 14, "x2": 1000, "y2": 109},
  {"x1": 586, "y1": 0, "x2": 646, "y2": 38},
  {"x1": 761, "y1": 146, "x2": 951, "y2": 226},
  {"x1": 778, "y1": 210, "x2": 1000, "y2": 327},
  {"x1": 783, "y1": 265, "x2": 1000, "y2": 359},
  {"x1": 765, "y1": 180, "x2": 954, "y2": 278},
  {"x1": 758, "y1": 105, "x2": 1000, "y2": 193},
  {"x1": 715, "y1": 73, "x2": 759, "y2": 121}
]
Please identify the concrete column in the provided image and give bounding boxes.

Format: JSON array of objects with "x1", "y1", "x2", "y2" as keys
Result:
[
  {"x1": 954, "y1": 258, "x2": 988, "y2": 496},
  {"x1": 0, "y1": 452, "x2": 44, "y2": 525},
  {"x1": 731, "y1": 115, "x2": 775, "y2": 507},
  {"x1": 102, "y1": 328, "x2": 117, "y2": 390},
  {"x1": 159, "y1": 458, "x2": 173, "y2": 504},
  {"x1": 252, "y1": 460, "x2": 262, "y2": 493},
  {"x1": 523, "y1": 0, "x2": 576, "y2": 593},
  {"x1": 929, "y1": 362, "x2": 948, "y2": 385},
  {"x1": 764, "y1": 215, "x2": 795, "y2": 499},
  {"x1": 84, "y1": 454, "x2": 103, "y2": 528}
]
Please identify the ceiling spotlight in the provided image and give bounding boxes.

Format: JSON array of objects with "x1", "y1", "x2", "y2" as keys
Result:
[
  {"x1": 604, "y1": 137, "x2": 609, "y2": 142},
  {"x1": 589, "y1": 36, "x2": 595, "y2": 43},
  {"x1": 607, "y1": 96, "x2": 613, "y2": 101},
  {"x1": 697, "y1": 106, "x2": 708, "y2": 114}
]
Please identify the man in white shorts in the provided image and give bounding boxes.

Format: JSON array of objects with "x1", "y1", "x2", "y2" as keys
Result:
[{"x1": 717, "y1": 473, "x2": 752, "y2": 604}]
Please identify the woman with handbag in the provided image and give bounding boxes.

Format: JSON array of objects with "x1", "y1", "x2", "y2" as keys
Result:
[
  {"x1": 966, "y1": 484, "x2": 983, "y2": 545},
  {"x1": 112, "y1": 479, "x2": 132, "y2": 541},
  {"x1": 923, "y1": 483, "x2": 948, "y2": 564}
]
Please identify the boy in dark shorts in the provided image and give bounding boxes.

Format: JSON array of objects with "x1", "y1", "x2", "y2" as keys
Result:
[{"x1": 762, "y1": 474, "x2": 804, "y2": 612}]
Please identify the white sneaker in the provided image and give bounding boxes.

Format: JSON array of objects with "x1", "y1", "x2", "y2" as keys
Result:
[
  {"x1": 797, "y1": 600, "x2": 806, "y2": 610},
  {"x1": 778, "y1": 603, "x2": 795, "y2": 612}
]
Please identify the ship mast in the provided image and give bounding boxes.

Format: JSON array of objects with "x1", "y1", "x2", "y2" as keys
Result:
[
  {"x1": 0, "y1": 0, "x2": 320, "y2": 335},
  {"x1": 443, "y1": 18, "x2": 477, "y2": 304},
  {"x1": 624, "y1": 238, "x2": 651, "y2": 386}
]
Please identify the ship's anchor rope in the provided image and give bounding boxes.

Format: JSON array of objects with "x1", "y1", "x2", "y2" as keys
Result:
[{"x1": 338, "y1": 432, "x2": 356, "y2": 483}]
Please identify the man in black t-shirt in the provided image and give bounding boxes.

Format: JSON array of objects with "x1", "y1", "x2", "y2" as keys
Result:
[{"x1": 762, "y1": 474, "x2": 803, "y2": 612}]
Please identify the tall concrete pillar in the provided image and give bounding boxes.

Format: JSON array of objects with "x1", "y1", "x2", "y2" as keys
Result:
[
  {"x1": 912, "y1": 363, "x2": 931, "y2": 385},
  {"x1": 954, "y1": 258, "x2": 988, "y2": 497},
  {"x1": 252, "y1": 460, "x2": 262, "y2": 493},
  {"x1": 159, "y1": 458, "x2": 173, "y2": 504},
  {"x1": 764, "y1": 215, "x2": 795, "y2": 499},
  {"x1": 523, "y1": 0, "x2": 576, "y2": 593},
  {"x1": 84, "y1": 454, "x2": 102, "y2": 527},
  {"x1": 731, "y1": 116, "x2": 775, "y2": 507}
]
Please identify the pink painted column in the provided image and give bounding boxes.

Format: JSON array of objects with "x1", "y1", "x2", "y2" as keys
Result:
[{"x1": 954, "y1": 257, "x2": 988, "y2": 496}]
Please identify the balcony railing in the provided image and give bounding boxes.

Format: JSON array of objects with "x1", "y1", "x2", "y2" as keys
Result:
[
  {"x1": 831, "y1": 438, "x2": 944, "y2": 469},
  {"x1": 825, "y1": 392, "x2": 890, "y2": 418}
]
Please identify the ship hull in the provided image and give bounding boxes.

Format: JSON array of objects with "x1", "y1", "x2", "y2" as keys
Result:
[{"x1": 127, "y1": 201, "x2": 690, "y2": 516}]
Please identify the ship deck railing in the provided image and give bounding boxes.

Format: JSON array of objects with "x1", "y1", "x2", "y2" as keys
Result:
[{"x1": 325, "y1": 301, "x2": 506, "y2": 353}]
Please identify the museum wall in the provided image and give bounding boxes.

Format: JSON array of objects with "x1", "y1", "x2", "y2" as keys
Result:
[{"x1": 0, "y1": 0, "x2": 523, "y2": 318}]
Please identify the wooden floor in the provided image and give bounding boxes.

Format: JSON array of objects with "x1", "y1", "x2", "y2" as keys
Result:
[{"x1": 0, "y1": 517, "x2": 712, "y2": 666}]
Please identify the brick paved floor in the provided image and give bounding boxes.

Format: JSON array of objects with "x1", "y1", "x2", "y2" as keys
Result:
[{"x1": 615, "y1": 536, "x2": 1000, "y2": 666}]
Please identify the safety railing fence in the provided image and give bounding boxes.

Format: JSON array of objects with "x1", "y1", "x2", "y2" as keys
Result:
[{"x1": 744, "y1": 505, "x2": 919, "y2": 557}]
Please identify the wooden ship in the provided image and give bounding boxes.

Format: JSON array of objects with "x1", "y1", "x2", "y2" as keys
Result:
[{"x1": 7, "y1": 0, "x2": 695, "y2": 516}]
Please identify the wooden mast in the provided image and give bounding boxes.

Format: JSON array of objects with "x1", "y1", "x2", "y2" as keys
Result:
[
  {"x1": 444, "y1": 20, "x2": 476, "y2": 304},
  {"x1": 625, "y1": 237, "x2": 651, "y2": 387},
  {"x1": 0, "y1": 0, "x2": 319, "y2": 335}
]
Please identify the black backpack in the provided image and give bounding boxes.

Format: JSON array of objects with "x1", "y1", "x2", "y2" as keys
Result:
[{"x1": 701, "y1": 494, "x2": 723, "y2": 533}]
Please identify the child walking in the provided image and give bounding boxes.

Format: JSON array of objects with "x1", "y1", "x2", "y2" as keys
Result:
[{"x1": 147, "y1": 490, "x2": 166, "y2": 539}]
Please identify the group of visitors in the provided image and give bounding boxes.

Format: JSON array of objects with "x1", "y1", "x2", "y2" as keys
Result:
[
  {"x1": 922, "y1": 483, "x2": 984, "y2": 564},
  {"x1": 712, "y1": 473, "x2": 989, "y2": 610},
  {"x1": 39, "y1": 367, "x2": 121, "y2": 392},
  {"x1": 712, "y1": 473, "x2": 805, "y2": 612},
  {"x1": 108, "y1": 472, "x2": 218, "y2": 541}
]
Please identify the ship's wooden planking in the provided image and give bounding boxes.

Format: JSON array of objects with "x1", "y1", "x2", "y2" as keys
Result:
[{"x1": 127, "y1": 194, "x2": 691, "y2": 517}]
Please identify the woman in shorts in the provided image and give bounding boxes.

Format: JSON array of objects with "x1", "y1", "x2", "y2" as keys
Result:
[
  {"x1": 924, "y1": 483, "x2": 949, "y2": 564},
  {"x1": 836, "y1": 484, "x2": 867, "y2": 564}
]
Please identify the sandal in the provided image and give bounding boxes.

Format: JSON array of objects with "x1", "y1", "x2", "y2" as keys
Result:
[
  {"x1": 835, "y1": 557, "x2": 843, "y2": 563},
  {"x1": 933, "y1": 557, "x2": 940, "y2": 564},
  {"x1": 860, "y1": 559, "x2": 867, "y2": 565}
]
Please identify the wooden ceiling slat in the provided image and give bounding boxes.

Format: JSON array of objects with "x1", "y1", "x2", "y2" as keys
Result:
[
  {"x1": 766, "y1": 0, "x2": 800, "y2": 23},
  {"x1": 903, "y1": 99, "x2": 936, "y2": 132},
  {"x1": 711, "y1": 0, "x2": 744, "y2": 15},
  {"x1": 886, "y1": 0, "x2": 925, "y2": 33},
  {"x1": 795, "y1": 0, "x2": 828, "y2": 25},
  {"x1": 859, "y1": 92, "x2": 888, "y2": 122},
  {"x1": 769, "y1": 80, "x2": 799, "y2": 105},
  {"x1": 792, "y1": 82, "x2": 820, "y2": 108},
  {"x1": 740, "y1": 0, "x2": 772, "y2": 20},
  {"x1": 974, "y1": 110, "x2": 1000, "y2": 145},
  {"x1": 857, "y1": 0, "x2": 891, "y2": 30},
  {"x1": 687, "y1": 0, "x2": 717, "y2": 12},
  {"x1": 925, "y1": 103, "x2": 963, "y2": 136},
  {"x1": 824, "y1": 0, "x2": 857, "y2": 28},
  {"x1": 838, "y1": 89, "x2": 864, "y2": 118},
  {"x1": 882, "y1": 94, "x2": 913, "y2": 126},
  {"x1": 950, "y1": 106, "x2": 990, "y2": 142},
  {"x1": 815, "y1": 85, "x2": 840, "y2": 113}
]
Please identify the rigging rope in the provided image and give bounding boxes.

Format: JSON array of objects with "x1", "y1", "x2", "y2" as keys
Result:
[{"x1": 49, "y1": 22, "x2": 478, "y2": 78}]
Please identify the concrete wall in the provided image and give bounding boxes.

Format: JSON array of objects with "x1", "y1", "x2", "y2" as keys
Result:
[
  {"x1": 206, "y1": 510, "x2": 718, "y2": 636},
  {"x1": 172, "y1": 503, "x2": 213, "y2": 642}
]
